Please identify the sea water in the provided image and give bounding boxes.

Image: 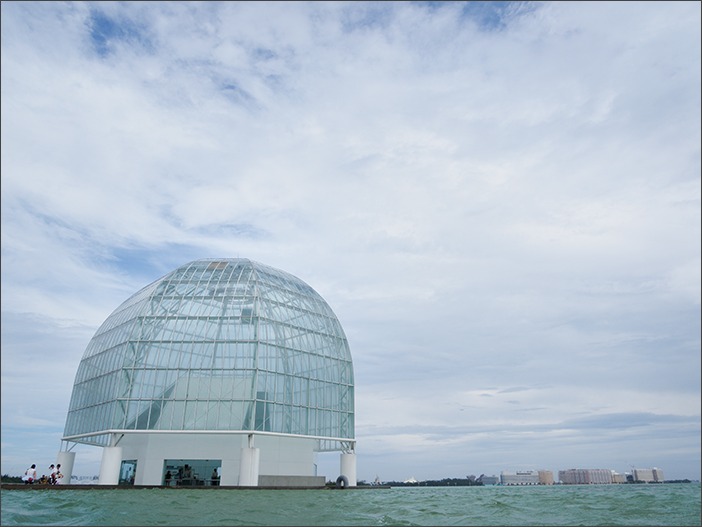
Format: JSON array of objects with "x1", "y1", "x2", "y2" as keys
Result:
[{"x1": 1, "y1": 483, "x2": 700, "y2": 526}]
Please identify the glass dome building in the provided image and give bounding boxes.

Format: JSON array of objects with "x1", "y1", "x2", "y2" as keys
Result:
[{"x1": 60, "y1": 258, "x2": 356, "y2": 487}]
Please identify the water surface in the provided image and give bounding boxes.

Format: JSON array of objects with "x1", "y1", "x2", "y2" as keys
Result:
[{"x1": 1, "y1": 483, "x2": 700, "y2": 526}]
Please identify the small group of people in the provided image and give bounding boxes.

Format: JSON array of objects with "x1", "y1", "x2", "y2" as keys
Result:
[
  {"x1": 163, "y1": 465, "x2": 219, "y2": 486},
  {"x1": 22, "y1": 463, "x2": 63, "y2": 485},
  {"x1": 179, "y1": 464, "x2": 194, "y2": 486},
  {"x1": 163, "y1": 466, "x2": 192, "y2": 486}
]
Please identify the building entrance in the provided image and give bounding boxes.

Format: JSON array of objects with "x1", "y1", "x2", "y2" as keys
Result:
[
  {"x1": 119, "y1": 460, "x2": 137, "y2": 485},
  {"x1": 163, "y1": 459, "x2": 221, "y2": 486}
]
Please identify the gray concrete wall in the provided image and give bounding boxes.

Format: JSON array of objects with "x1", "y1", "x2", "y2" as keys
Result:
[{"x1": 258, "y1": 475, "x2": 325, "y2": 487}]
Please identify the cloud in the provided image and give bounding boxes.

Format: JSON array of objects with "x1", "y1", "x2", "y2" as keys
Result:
[{"x1": 1, "y1": 1, "x2": 700, "y2": 482}]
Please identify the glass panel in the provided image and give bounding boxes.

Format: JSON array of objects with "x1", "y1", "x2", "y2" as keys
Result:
[{"x1": 158, "y1": 399, "x2": 174, "y2": 430}]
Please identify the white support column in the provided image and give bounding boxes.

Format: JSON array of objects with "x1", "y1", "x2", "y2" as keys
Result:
[
  {"x1": 137, "y1": 456, "x2": 165, "y2": 486},
  {"x1": 98, "y1": 446, "x2": 123, "y2": 485},
  {"x1": 340, "y1": 453, "x2": 357, "y2": 487},
  {"x1": 239, "y1": 434, "x2": 260, "y2": 486},
  {"x1": 56, "y1": 451, "x2": 75, "y2": 485}
]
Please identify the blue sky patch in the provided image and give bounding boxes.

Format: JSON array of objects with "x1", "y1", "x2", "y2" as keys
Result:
[
  {"x1": 89, "y1": 9, "x2": 153, "y2": 57},
  {"x1": 419, "y1": 1, "x2": 535, "y2": 31},
  {"x1": 109, "y1": 244, "x2": 204, "y2": 284}
]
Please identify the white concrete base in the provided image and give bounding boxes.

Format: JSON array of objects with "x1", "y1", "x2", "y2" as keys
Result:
[{"x1": 88, "y1": 432, "x2": 331, "y2": 486}]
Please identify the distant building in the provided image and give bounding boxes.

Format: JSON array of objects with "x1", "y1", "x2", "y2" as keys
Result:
[
  {"x1": 480, "y1": 475, "x2": 499, "y2": 485},
  {"x1": 633, "y1": 468, "x2": 664, "y2": 483},
  {"x1": 558, "y1": 469, "x2": 613, "y2": 484},
  {"x1": 611, "y1": 471, "x2": 626, "y2": 484},
  {"x1": 633, "y1": 468, "x2": 654, "y2": 482},
  {"x1": 501, "y1": 470, "x2": 540, "y2": 485},
  {"x1": 538, "y1": 470, "x2": 554, "y2": 485}
]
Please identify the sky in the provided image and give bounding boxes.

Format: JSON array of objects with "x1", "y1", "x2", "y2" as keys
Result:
[{"x1": 1, "y1": 1, "x2": 700, "y2": 483}]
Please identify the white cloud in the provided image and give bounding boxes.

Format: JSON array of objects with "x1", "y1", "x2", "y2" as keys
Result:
[{"x1": 1, "y1": 1, "x2": 700, "y2": 482}]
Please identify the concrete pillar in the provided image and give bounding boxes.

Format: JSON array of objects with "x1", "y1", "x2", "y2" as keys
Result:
[
  {"x1": 98, "y1": 446, "x2": 123, "y2": 485},
  {"x1": 340, "y1": 453, "x2": 357, "y2": 487},
  {"x1": 137, "y1": 456, "x2": 165, "y2": 486},
  {"x1": 56, "y1": 451, "x2": 75, "y2": 485},
  {"x1": 239, "y1": 447, "x2": 260, "y2": 486}
]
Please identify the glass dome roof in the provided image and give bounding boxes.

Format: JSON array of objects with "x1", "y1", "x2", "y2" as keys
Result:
[{"x1": 64, "y1": 259, "x2": 354, "y2": 447}]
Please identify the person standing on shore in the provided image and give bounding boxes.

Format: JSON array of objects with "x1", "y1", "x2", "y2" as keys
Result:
[
  {"x1": 23, "y1": 464, "x2": 37, "y2": 484},
  {"x1": 54, "y1": 464, "x2": 64, "y2": 484}
]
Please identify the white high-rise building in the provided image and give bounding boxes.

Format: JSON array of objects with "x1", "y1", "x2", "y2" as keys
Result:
[
  {"x1": 501, "y1": 470, "x2": 540, "y2": 485},
  {"x1": 558, "y1": 468, "x2": 613, "y2": 484},
  {"x1": 633, "y1": 468, "x2": 663, "y2": 483}
]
